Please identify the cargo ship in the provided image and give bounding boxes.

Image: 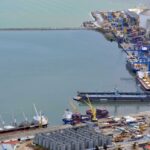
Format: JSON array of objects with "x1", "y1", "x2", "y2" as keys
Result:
[
  {"x1": 73, "y1": 91, "x2": 150, "y2": 102},
  {"x1": 126, "y1": 52, "x2": 148, "y2": 74},
  {"x1": 126, "y1": 57, "x2": 143, "y2": 73},
  {"x1": 137, "y1": 71, "x2": 150, "y2": 91},
  {"x1": 0, "y1": 104, "x2": 48, "y2": 134},
  {"x1": 62, "y1": 108, "x2": 108, "y2": 125},
  {"x1": 62, "y1": 109, "x2": 91, "y2": 125}
]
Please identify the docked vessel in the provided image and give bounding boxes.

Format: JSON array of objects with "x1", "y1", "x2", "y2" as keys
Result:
[
  {"x1": 62, "y1": 109, "x2": 90, "y2": 125},
  {"x1": 0, "y1": 104, "x2": 48, "y2": 134},
  {"x1": 73, "y1": 91, "x2": 150, "y2": 102},
  {"x1": 86, "y1": 108, "x2": 109, "y2": 119},
  {"x1": 62, "y1": 108, "x2": 109, "y2": 125},
  {"x1": 126, "y1": 50, "x2": 148, "y2": 74},
  {"x1": 137, "y1": 71, "x2": 150, "y2": 91},
  {"x1": 126, "y1": 57, "x2": 144, "y2": 73},
  {"x1": 62, "y1": 109, "x2": 73, "y2": 124}
]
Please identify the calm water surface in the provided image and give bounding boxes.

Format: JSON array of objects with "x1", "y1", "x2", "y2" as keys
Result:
[
  {"x1": 0, "y1": 30, "x2": 149, "y2": 125},
  {"x1": 0, "y1": 0, "x2": 149, "y2": 28}
]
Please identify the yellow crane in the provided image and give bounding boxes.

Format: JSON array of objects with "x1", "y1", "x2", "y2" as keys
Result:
[
  {"x1": 39, "y1": 111, "x2": 43, "y2": 128},
  {"x1": 69, "y1": 101, "x2": 79, "y2": 113},
  {"x1": 84, "y1": 96, "x2": 97, "y2": 122}
]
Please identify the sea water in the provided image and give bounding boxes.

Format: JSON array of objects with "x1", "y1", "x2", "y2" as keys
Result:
[
  {"x1": 0, "y1": 0, "x2": 149, "y2": 28},
  {"x1": 0, "y1": 30, "x2": 149, "y2": 125}
]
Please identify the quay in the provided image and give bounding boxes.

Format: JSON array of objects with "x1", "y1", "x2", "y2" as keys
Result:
[
  {"x1": 0, "y1": 124, "x2": 72, "y2": 141},
  {"x1": 83, "y1": 8, "x2": 150, "y2": 92},
  {"x1": 73, "y1": 91, "x2": 150, "y2": 102},
  {"x1": 14, "y1": 111, "x2": 150, "y2": 150},
  {"x1": 2, "y1": 111, "x2": 150, "y2": 149}
]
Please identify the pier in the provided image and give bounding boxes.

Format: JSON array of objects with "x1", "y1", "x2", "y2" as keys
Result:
[{"x1": 74, "y1": 91, "x2": 150, "y2": 102}]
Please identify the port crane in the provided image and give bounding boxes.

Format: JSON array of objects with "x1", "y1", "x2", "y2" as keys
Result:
[
  {"x1": 126, "y1": 48, "x2": 150, "y2": 67},
  {"x1": 127, "y1": 48, "x2": 150, "y2": 86},
  {"x1": 69, "y1": 101, "x2": 79, "y2": 114},
  {"x1": 84, "y1": 97, "x2": 97, "y2": 122},
  {"x1": 33, "y1": 104, "x2": 43, "y2": 128}
]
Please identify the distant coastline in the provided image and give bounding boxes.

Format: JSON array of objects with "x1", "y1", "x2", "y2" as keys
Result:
[{"x1": 0, "y1": 27, "x2": 89, "y2": 31}]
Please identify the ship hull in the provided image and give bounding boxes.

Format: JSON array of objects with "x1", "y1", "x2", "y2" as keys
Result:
[
  {"x1": 62, "y1": 119, "x2": 72, "y2": 125},
  {"x1": 136, "y1": 77, "x2": 150, "y2": 91},
  {"x1": 62, "y1": 115, "x2": 91, "y2": 125},
  {"x1": 0, "y1": 124, "x2": 48, "y2": 134},
  {"x1": 126, "y1": 60, "x2": 140, "y2": 73}
]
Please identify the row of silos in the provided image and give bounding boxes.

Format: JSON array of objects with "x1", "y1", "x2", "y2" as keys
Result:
[{"x1": 34, "y1": 125, "x2": 112, "y2": 150}]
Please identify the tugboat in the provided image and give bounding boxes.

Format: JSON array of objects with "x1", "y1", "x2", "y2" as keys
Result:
[{"x1": 0, "y1": 104, "x2": 48, "y2": 134}]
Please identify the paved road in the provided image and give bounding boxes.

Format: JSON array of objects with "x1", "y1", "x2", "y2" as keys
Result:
[{"x1": 0, "y1": 124, "x2": 73, "y2": 141}]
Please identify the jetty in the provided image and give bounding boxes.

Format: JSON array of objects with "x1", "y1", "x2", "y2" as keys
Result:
[{"x1": 73, "y1": 91, "x2": 150, "y2": 102}]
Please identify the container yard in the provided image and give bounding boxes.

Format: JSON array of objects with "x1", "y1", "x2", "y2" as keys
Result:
[{"x1": 83, "y1": 8, "x2": 150, "y2": 92}]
